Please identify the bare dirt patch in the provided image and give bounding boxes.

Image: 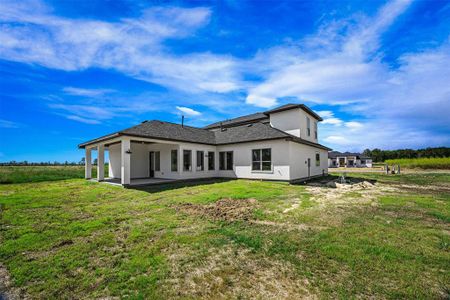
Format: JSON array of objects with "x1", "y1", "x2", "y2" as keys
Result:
[
  {"x1": 305, "y1": 180, "x2": 385, "y2": 208},
  {"x1": 163, "y1": 245, "x2": 316, "y2": 299},
  {"x1": 0, "y1": 264, "x2": 27, "y2": 300},
  {"x1": 175, "y1": 198, "x2": 257, "y2": 222}
]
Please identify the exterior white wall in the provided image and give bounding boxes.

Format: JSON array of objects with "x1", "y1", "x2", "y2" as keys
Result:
[
  {"x1": 105, "y1": 138, "x2": 328, "y2": 182},
  {"x1": 147, "y1": 142, "x2": 218, "y2": 180},
  {"x1": 216, "y1": 139, "x2": 290, "y2": 180},
  {"x1": 289, "y1": 142, "x2": 328, "y2": 180},
  {"x1": 130, "y1": 142, "x2": 150, "y2": 178},
  {"x1": 108, "y1": 143, "x2": 121, "y2": 178},
  {"x1": 269, "y1": 108, "x2": 319, "y2": 143}
]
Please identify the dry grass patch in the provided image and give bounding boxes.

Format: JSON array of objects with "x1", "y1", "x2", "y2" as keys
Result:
[
  {"x1": 175, "y1": 198, "x2": 258, "y2": 222},
  {"x1": 163, "y1": 245, "x2": 316, "y2": 299}
]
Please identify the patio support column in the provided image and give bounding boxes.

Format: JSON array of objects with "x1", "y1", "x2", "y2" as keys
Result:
[
  {"x1": 121, "y1": 138, "x2": 131, "y2": 185},
  {"x1": 85, "y1": 148, "x2": 92, "y2": 179},
  {"x1": 97, "y1": 144, "x2": 105, "y2": 181}
]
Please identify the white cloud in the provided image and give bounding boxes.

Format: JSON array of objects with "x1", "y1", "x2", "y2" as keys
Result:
[
  {"x1": 317, "y1": 110, "x2": 344, "y2": 126},
  {"x1": 176, "y1": 106, "x2": 201, "y2": 116},
  {"x1": 0, "y1": 0, "x2": 240, "y2": 94},
  {"x1": 345, "y1": 121, "x2": 363, "y2": 130},
  {"x1": 323, "y1": 135, "x2": 354, "y2": 145},
  {"x1": 0, "y1": 119, "x2": 21, "y2": 128},
  {"x1": 322, "y1": 118, "x2": 343, "y2": 126},
  {"x1": 46, "y1": 92, "x2": 171, "y2": 124},
  {"x1": 66, "y1": 115, "x2": 101, "y2": 124},
  {"x1": 244, "y1": 0, "x2": 450, "y2": 150},
  {"x1": 63, "y1": 87, "x2": 114, "y2": 97},
  {"x1": 316, "y1": 110, "x2": 334, "y2": 119},
  {"x1": 245, "y1": 1, "x2": 413, "y2": 108}
]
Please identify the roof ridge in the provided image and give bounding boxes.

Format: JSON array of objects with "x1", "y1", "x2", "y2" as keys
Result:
[{"x1": 144, "y1": 119, "x2": 210, "y2": 131}]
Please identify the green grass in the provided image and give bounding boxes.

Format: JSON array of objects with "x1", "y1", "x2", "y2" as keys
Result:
[
  {"x1": 0, "y1": 171, "x2": 449, "y2": 298},
  {"x1": 0, "y1": 165, "x2": 108, "y2": 184},
  {"x1": 385, "y1": 157, "x2": 450, "y2": 169}
]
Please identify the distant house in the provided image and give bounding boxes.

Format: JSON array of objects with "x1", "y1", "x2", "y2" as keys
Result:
[
  {"x1": 78, "y1": 103, "x2": 331, "y2": 186},
  {"x1": 328, "y1": 151, "x2": 372, "y2": 168}
]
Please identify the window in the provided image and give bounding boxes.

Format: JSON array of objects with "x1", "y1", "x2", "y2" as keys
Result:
[
  {"x1": 314, "y1": 122, "x2": 318, "y2": 139},
  {"x1": 208, "y1": 152, "x2": 215, "y2": 170},
  {"x1": 183, "y1": 150, "x2": 192, "y2": 171},
  {"x1": 252, "y1": 148, "x2": 272, "y2": 171},
  {"x1": 219, "y1": 151, "x2": 233, "y2": 170},
  {"x1": 316, "y1": 153, "x2": 320, "y2": 167},
  {"x1": 226, "y1": 152, "x2": 233, "y2": 170},
  {"x1": 219, "y1": 152, "x2": 225, "y2": 170},
  {"x1": 155, "y1": 151, "x2": 160, "y2": 171},
  {"x1": 307, "y1": 117, "x2": 311, "y2": 136},
  {"x1": 196, "y1": 151, "x2": 204, "y2": 171},
  {"x1": 171, "y1": 150, "x2": 178, "y2": 172}
]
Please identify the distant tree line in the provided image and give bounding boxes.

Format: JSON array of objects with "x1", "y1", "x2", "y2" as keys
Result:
[
  {"x1": 362, "y1": 147, "x2": 450, "y2": 162},
  {"x1": 0, "y1": 157, "x2": 100, "y2": 166}
]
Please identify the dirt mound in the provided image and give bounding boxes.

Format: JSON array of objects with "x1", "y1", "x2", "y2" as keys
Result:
[
  {"x1": 308, "y1": 179, "x2": 376, "y2": 190},
  {"x1": 176, "y1": 198, "x2": 257, "y2": 221}
]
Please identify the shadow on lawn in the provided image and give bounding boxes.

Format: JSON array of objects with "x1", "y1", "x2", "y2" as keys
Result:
[{"x1": 129, "y1": 178, "x2": 236, "y2": 193}]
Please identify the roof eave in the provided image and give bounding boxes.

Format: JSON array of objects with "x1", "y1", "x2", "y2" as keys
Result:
[
  {"x1": 264, "y1": 104, "x2": 323, "y2": 121},
  {"x1": 287, "y1": 137, "x2": 332, "y2": 151},
  {"x1": 78, "y1": 133, "x2": 122, "y2": 149},
  {"x1": 78, "y1": 132, "x2": 217, "y2": 148}
]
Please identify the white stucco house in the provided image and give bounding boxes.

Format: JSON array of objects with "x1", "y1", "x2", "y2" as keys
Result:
[
  {"x1": 79, "y1": 103, "x2": 331, "y2": 186},
  {"x1": 328, "y1": 151, "x2": 373, "y2": 168}
]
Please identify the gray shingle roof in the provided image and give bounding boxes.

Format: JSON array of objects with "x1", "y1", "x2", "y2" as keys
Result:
[
  {"x1": 214, "y1": 122, "x2": 287, "y2": 144},
  {"x1": 264, "y1": 103, "x2": 323, "y2": 121},
  {"x1": 203, "y1": 103, "x2": 323, "y2": 130},
  {"x1": 203, "y1": 112, "x2": 268, "y2": 129},
  {"x1": 79, "y1": 120, "x2": 331, "y2": 151},
  {"x1": 121, "y1": 120, "x2": 216, "y2": 145}
]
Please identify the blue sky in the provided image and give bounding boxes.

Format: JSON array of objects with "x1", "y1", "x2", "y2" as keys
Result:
[{"x1": 0, "y1": 0, "x2": 449, "y2": 162}]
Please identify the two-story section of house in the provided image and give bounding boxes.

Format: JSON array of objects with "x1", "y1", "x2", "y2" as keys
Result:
[{"x1": 79, "y1": 103, "x2": 331, "y2": 186}]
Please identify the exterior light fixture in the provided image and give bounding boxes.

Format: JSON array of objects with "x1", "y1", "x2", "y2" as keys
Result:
[{"x1": 125, "y1": 149, "x2": 132, "y2": 154}]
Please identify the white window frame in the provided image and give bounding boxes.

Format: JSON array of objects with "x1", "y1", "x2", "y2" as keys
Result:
[
  {"x1": 219, "y1": 151, "x2": 233, "y2": 171},
  {"x1": 183, "y1": 149, "x2": 192, "y2": 172},
  {"x1": 251, "y1": 148, "x2": 273, "y2": 173},
  {"x1": 207, "y1": 151, "x2": 215, "y2": 171},
  {"x1": 196, "y1": 151, "x2": 204, "y2": 171},
  {"x1": 171, "y1": 149, "x2": 178, "y2": 172}
]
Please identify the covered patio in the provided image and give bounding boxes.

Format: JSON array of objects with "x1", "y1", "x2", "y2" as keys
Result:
[
  {"x1": 80, "y1": 129, "x2": 219, "y2": 186},
  {"x1": 82, "y1": 135, "x2": 184, "y2": 186}
]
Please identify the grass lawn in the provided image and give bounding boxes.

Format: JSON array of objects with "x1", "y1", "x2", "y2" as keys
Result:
[
  {"x1": 0, "y1": 165, "x2": 108, "y2": 184},
  {"x1": 0, "y1": 170, "x2": 449, "y2": 298},
  {"x1": 385, "y1": 157, "x2": 450, "y2": 169}
]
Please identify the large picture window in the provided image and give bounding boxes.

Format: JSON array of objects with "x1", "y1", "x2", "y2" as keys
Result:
[
  {"x1": 316, "y1": 153, "x2": 320, "y2": 167},
  {"x1": 208, "y1": 152, "x2": 215, "y2": 170},
  {"x1": 219, "y1": 151, "x2": 233, "y2": 170},
  {"x1": 252, "y1": 148, "x2": 271, "y2": 171},
  {"x1": 196, "y1": 151, "x2": 204, "y2": 171},
  {"x1": 171, "y1": 150, "x2": 178, "y2": 172},
  {"x1": 183, "y1": 150, "x2": 192, "y2": 171}
]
